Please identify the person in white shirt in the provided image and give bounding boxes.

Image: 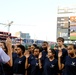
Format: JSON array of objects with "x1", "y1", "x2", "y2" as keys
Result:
[
  {"x1": 0, "y1": 47, "x2": 10, "y2": 64},
  {"x1": 0, "y1": 37, "x2": 12, "y2": 66}
]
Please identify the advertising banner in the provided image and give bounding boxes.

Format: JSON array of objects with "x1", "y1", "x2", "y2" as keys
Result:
[
  {"x1": 70, "y1": 16, "x2": 76, "y2": 40},
  {"x1": 57, "y1": 17, "x2": 69, "y2": 28},
  {"x1": 57, "y1": 28, "x2": 68, "y2": 39}
]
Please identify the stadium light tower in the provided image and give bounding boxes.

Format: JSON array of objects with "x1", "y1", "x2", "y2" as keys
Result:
[{"x1": 0, "y1": 21, "x2": 13, "y2": 32}]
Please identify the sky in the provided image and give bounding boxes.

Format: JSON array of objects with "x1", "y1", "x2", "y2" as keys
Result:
[{"x1": 0, "y1": 0, "x2": 76, "y2": 42}]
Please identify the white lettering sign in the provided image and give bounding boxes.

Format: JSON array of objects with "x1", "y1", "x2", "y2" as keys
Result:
[{"x1": 60, "y1": 32, "x2": 68, "y2": 37}]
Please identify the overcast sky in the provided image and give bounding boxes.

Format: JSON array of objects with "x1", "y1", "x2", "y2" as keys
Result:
[{"x1": 0, "y1": 0, "x2": 76, "y2": 42}]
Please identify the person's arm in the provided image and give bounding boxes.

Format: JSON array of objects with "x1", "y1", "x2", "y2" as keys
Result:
[
  {"x1": 38, "y1": 52, "x2": 42, "y2": 69},
  {"x1": 0, "y1": 48, "x2": 10, "y2": 64},
  {"x1": 25, "y1": 53, "x2": 30, "y2": 69},
  {"x1": 47, "y1": 45, "x2": 51, "y2": 51},
  {"x1": 6, "y1": 37, "x2": 13, "y2": 67},
  {"x1": 58, "y1": 50, "x2": 64, "y2": 70}
]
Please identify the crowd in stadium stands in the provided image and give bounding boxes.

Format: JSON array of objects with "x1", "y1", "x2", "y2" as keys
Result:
[{"x1": 0, "y1": 37, "x2": 76, "y2": 75}]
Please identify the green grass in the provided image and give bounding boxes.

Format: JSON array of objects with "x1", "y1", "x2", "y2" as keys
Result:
[{"x1": 70, "y1": 36, "x2": 76, "y2": 40}]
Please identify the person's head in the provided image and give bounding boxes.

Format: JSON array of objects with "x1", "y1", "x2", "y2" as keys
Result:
[
  {"x1": 17, "y1": 45, "x2": 25, "y2": 56},
  {"x1": 0, "y1": 42, "x2": 4, "y2": 49},
  {"x1": 48, "y1": 49, "x2": 55, "y2": 58},
  {"x1": 13, "y1": 45, "x2": 18, "y2": 53},
  {"x1": 39, "y1": 46, "x2": 43, "y2": 52},
  {"x1": 54, "y1": 45, "x2": 58, "y2": 50},
  {"x1": 31, "y1": 44, "x2": 37, "y2": 53},
  {"x1": 33, "y1": 47, "x2": 40, "y2": 57},
  {"x1": 12, "y1": 45, "x2": 15, "y2": 52},
  {"x1": 74, "y1": 45, "x2": 76, "y2": 54},
  {"x1": 57, "y1": 37, "x2": 64, "y2": 47},
  {"x1": 67, "y1": 44, "x2": 76, "y2": 57},
  {"x1": 42, "y1": 41, "x2": 48, "y2": 50},
  {"x1": 28, "y1": 45, "x2": 32, "y2": 51},
  {"x1": 0, "y1": 42, "x2": 8, "y2": 53}
]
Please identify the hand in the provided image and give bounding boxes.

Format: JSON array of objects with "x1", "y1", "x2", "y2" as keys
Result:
[
  {"x1": 25, "y1": 53, "x2": 30, "y2": 58},
  {"x1": 38, "y1": 52, "x2": 42, "y2": 59},
  {"x1": 58, "y1": 50, "x2": 62, "y2": 58},
  {"x1": 6, "y1": 37, "x2": 12, "y2": 47}
]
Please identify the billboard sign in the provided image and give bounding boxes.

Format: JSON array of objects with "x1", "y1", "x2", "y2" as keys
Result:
[
  {"x1": 70, "y1": 16, "x2": 76, "y2": 40},
  {"x1": 57, "y1": 28, "x2": 68, "y2": 39},
  {"x1": 57, "y1": 17, "x2": 69, "y2": 28},
  {"x1": 58, "y1": 7, "x2": 76, "y2": 14}
]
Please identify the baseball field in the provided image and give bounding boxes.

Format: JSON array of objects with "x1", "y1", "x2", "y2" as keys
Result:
[{"x1": 70, "y1": 32, "x2": 76, "y2": 40}]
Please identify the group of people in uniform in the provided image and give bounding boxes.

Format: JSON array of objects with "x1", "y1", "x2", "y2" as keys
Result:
[{"x1": 0, "y1": 37, "x2": 76, "y2": 75}]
